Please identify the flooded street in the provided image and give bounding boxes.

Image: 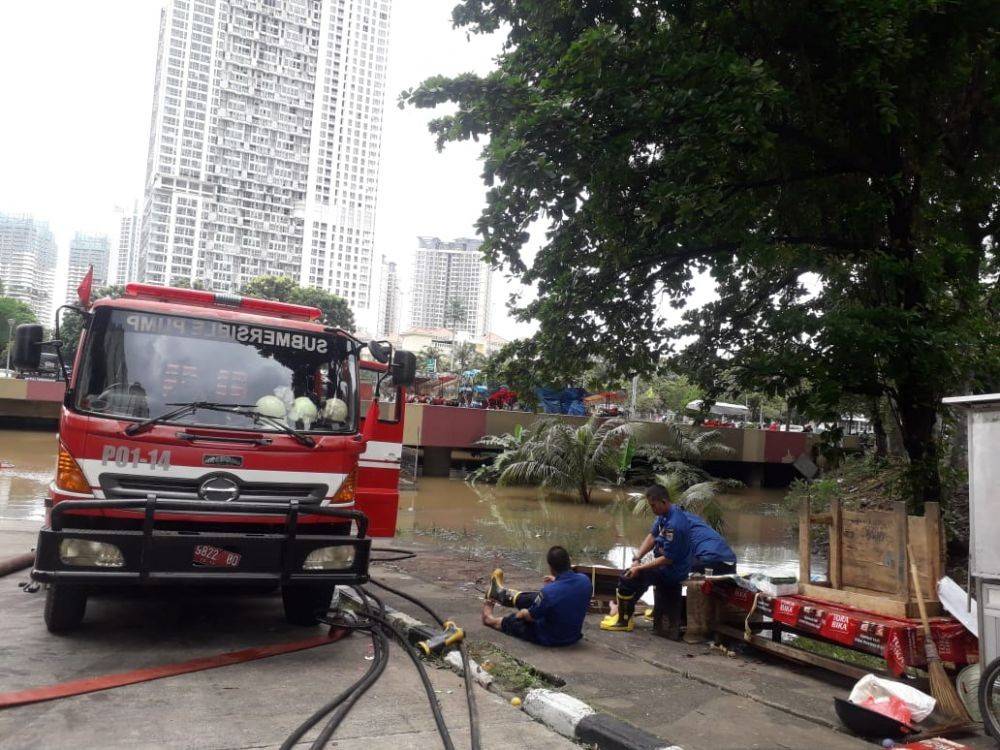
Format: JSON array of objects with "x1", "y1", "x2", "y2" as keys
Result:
[
  {"x1": 0, "y1": 430, "x2": 56, "y2": 528},
  {"x1": 0, "y1": 429, "x2": 809, "y2": 577},
  {"x1": 397, "y1": 477, "x2": 808, "y2": 577}
]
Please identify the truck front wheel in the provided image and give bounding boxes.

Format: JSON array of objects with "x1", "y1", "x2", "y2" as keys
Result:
[
  {"x1": 44, "y1": 585, "x2": 88, "y2": 633},
  {"x1": 282, "y1": 584, "x2": 334, "y2": 626}
]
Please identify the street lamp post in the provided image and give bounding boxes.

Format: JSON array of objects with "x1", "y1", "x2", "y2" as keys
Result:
[{"x1": 5, "y1": 318, "x2": 15, "y2": 375}]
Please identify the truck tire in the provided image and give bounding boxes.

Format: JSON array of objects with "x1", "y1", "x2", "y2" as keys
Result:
[
  {"x1": 44, "y1": 585, "x2": 88, "y2": 633},
  {"x1": 282, "y1": 584, "x2": 334, "y2": 626}
]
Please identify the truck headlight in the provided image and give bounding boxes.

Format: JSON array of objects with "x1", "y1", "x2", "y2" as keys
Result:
[
  {"x1": 59, "y1": 539, "x2": 125, "y2": 568},
  {"x1": 303, "y1": 546, "x2": 354, "y2": 570}
]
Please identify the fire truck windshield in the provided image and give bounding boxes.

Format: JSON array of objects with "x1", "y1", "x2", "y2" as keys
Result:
[{"x1": 75, "y1": 308, "x2": 358, "y2": 434}]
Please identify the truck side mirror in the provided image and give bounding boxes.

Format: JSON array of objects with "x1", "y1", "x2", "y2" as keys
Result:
[
  {"x1": 368, "y1": 340, "x2": 392, "y2": 364},
  {"x1": 391, "y1": 350, "x2": 417, "y2": 387},
  {"x1": 11, "y1": 324, "x2": 43, "y2": 371}
]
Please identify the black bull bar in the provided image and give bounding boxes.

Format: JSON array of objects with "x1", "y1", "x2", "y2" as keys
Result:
[{"x1": 31, "y1": 497, "x2": 371, "y2": 586}]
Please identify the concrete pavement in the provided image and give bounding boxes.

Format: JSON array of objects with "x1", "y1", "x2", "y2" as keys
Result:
[
  {"x1": 0, "y1": 529, "x2": 574, "y2": 750},
  {"x1": 373, "y1": 540, "x2": 994, "y2": 750}
]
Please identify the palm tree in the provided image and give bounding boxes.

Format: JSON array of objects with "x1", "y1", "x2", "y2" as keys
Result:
[
  {"x1": 495, "y1": 416, "x2": 633, "y2": 503},
  {"x1": 624, "y1": 425, "x2": 741, "y2": 530},
  {"x1": 444, "y1": 298, "x2": 467, "y2": 339}
]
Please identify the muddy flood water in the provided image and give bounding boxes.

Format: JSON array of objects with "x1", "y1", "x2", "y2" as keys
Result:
[{"x1": 0, "y1": 429, "x2": 813, "y2": 577}]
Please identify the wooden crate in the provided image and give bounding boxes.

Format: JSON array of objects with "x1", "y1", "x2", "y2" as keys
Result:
[
  {"x1": 573, "y1": 564, "x2": 622, "y2": 613},
  {"x1": 799, "y1": 498, "x2": 943, "y2": 618}
]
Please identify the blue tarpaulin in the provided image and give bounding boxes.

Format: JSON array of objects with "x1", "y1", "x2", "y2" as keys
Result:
[{"x1": 535, "y1": 387, "x2": 587, "y2": 415}]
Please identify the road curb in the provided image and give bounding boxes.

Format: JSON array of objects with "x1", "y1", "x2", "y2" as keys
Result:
[{"x1": 340, "y1": 588, "x2": 684, "y2": 750}]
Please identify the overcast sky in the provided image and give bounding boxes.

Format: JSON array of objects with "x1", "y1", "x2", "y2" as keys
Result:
[{"x1": 0, "y1": 0, "x2": 540, "y2": 333}]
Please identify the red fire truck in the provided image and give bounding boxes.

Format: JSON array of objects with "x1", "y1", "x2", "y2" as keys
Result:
[{"x1": 11, "y1": 283, "x2": 415, "y2": 633}]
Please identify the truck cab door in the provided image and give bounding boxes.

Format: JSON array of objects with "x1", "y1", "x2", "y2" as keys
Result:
[{"x1": 356, "y1": 363, "x2": 404, "y2": 537}]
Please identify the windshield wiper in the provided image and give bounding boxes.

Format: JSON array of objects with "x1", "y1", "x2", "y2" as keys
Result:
[
  {"x1": 252, "y1": 413, "x2": 316, "y2": 447},
  {"x1": 124, "y1": 401, "x2": 257, "y2": 437},
  {"x1": 125, "y1": 401, "x2": 316, "y2": 446}
]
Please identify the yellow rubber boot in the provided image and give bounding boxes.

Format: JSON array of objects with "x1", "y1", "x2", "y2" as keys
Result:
[
  {"x1": 485, "y1": 568, "x2": 519, "y2": 607},
  {"x1": 600, "y1": 591, "x2": 636, "y2": 632}
]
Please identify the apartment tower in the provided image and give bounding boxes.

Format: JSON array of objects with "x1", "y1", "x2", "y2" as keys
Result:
[
  {"x1": 140, "y1": 0, "x2": 390, "y2": 314},
  {"x1": 375, "y1": 254, "x2": 399, "y2": 338},
  {"x1": 65, "y1": 233, "x2": 111, "y2": 304},
  {"x1": 409, "y1": 237, "x2": 491, "y2": 338},
  {"x1": 0, "y1": 214, "x2": 58, "y2": 323}
]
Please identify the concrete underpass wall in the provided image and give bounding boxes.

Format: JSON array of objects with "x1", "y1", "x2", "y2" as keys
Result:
[
  {"x1": 403, "y1": 405, "x2": 819, "y2": 484},
  {"x1": 0, "y1": 378, "x2": 63, "y2": 428}
]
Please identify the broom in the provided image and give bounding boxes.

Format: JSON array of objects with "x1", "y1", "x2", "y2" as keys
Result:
[{"x1": 907, "y1": 544, "x2": 972, "y2": 722}]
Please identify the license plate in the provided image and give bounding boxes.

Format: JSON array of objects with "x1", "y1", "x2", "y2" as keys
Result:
[{"x1": 192, "y1": 544, "x2": 241, "y2": 568}]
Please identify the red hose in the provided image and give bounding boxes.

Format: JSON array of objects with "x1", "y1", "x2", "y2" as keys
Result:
[
  {"x1": 0, "y1": 553, "x2": 35, "y2": 578},
  {"x1": 0, "y1": 627, "x2": 349, "y2": 709}
]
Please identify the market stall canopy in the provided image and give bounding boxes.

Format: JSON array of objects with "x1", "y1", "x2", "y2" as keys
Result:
[
  {"x1": 686, "y1": 399, "x2": 750, "y2": 417},
  {"x1": 583, "y1": 391, "x2": 626, "y2": 404}
]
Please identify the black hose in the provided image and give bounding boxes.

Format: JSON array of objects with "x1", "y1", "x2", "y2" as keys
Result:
[
  {"x1": 358, "y1": 588, "x2": 457, "y2": 750},
  {"x1": 369, "y1": 577, "x2": 481, "y2": 750},
  {"x1": 279, "y1": 590, "x2": 388, "y2": 750},
  {"x1": 369, "y1": 546, "x2": 418, "y2": 563}
]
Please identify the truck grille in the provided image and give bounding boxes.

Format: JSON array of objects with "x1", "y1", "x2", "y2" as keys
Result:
[{"x1": 99, "y1": 474, "x2": 328, "y2": 505}]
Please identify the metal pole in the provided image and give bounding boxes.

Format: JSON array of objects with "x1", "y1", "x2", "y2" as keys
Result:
[
  {"x1": 5, "y1": 318, "x2": 14, "y2": 375},
  {"x1": 630, "y1": 374, "x2": 638, "y2": 419}
]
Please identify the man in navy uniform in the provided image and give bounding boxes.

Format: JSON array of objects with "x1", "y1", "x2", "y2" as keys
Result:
[
  {"x1": 685, "y1": 509, "x2": 737, "y2": 574},
  {"x1": 482, "y1": 546, "x2": 592, "y2": 646},
  {"x1": 601, "y1": 484, "x2": 692, "y2": 637}
]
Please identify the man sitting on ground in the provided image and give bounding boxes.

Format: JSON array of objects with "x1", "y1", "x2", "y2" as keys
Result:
[{"x1": 482, "y1": 546, "x2": 592, "y2": 647}]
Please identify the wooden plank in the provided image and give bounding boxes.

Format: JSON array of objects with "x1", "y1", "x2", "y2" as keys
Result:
[
  {"x1": 840, "y1": 507, "x2": 906, "y2": 593},
  {"x1": 713, "y1": 624, "x2": 871, "y2": 681},
  {"x1": 894, "y1": 501, "x2": 908, "y2": 598},
  {"x1": 799, "y1": 496, "x2": 811, "y2": 586},
  {"x1": 925, "y1": 502, "x2": 942, "y2": 592},
  {"x1": 800, "y1": 582, "x2": 930, "y2": 618},
  {"x1": 829, "y1": 497, "x2": 842, "y2": 589},
  {"x1": 907, "y1": 516, "x2": 938, "y2": 603},
  {"x1": 810, "y1": 513, "x2": 833, "y2": 526}
]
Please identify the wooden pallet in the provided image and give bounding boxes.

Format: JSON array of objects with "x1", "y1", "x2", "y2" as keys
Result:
[{"x1": 799, "y1": 498, "x2": 943, "y2": 618}]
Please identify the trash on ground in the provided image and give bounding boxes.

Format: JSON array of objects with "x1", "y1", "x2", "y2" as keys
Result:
[{"x1": 849, "y1": 673, "x2": 936, "y2": 722}]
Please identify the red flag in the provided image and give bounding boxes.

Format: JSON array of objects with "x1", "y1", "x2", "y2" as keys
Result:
[{"x1": 76, "y1": 265, "x2": 94, "y2": 308}]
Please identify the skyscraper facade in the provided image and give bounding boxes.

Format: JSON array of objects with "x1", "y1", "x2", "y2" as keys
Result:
[
  {"x1": 65, "y1": 233, "x2": 111, "y2": 303},
  {"x1": 409, "y1": 237, "x2": 491, "y2": 338},
  {"x1": 0, "y1": 214, "x2": 58, "y2": 323},
  {"x1": 113, "y1": 204, "x2": 140, "y2": 285},
  {"x1": 375, "y1": 254, "x2": 399, "y2": 338},
  {"x1": 140, "y1": 0, "x2": 390, "y2": 314}
]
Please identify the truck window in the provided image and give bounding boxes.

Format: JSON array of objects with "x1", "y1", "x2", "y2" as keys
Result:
[
  {"x1": 360, "y1": 366, "x2": 401, "y2": 423},
  {"x1": 75, "y1": 308, "x2": 359, "y2": 434}
]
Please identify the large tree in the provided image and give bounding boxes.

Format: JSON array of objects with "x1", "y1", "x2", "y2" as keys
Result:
[
  {"x1": 241, "y1": 275, "x2": 355, "y2": 331},
  {"x1": 406, "y1": 0, "x2": 1000, "y2": 508}
]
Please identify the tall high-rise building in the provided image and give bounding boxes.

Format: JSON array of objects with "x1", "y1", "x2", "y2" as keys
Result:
[
  {"x1": 375, "y1": 254, "x2": 399, "y2": 338},
  {"x1": 113, "y1": 204, "x2": 140, "y2": 285},
  {"x1": 0, "y1": 214, "x2": 58, "y2": 323},
  {"x1": 65, "y1": 233, "x2": 111, "y2": 303},
  {"x1": 409, "y1": 237, "x2": 491, "y2": 338},
  {"x1": 139, "y1": 0, "x2": 391, "y2": 315}
]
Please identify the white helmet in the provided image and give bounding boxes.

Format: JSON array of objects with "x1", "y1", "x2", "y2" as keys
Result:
[{"x1": 255, "y1": 395, "x2": 287, "y2": 419}]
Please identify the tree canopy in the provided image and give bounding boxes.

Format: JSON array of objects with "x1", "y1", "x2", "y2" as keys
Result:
[
  {"x1": 241, "y1": 275, "x2": 355, "y2": 331},
  {"x1": 406, "y1": 0, "x2": 1000, "y2": 507}
]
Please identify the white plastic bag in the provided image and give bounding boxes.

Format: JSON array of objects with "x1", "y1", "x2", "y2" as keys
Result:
[{"x1": 848, "y1": 673, "x2": 936, "y2": 722}]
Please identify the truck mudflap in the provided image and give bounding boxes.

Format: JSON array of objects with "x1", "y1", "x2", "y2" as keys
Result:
[{"x1": 31, "y1": 497, "x2": 371, "y2": 586}]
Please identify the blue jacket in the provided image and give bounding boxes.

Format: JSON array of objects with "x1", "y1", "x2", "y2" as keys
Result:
[
  {"x1": 683, "y1": 510, "x2": 736, "y2": 564},
  {"x1": 526, "y1": 571, "x2": 592, "y2": 646},
  {"x1": 650, "y1": 504, "x2": 693, "y2": 584}
]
